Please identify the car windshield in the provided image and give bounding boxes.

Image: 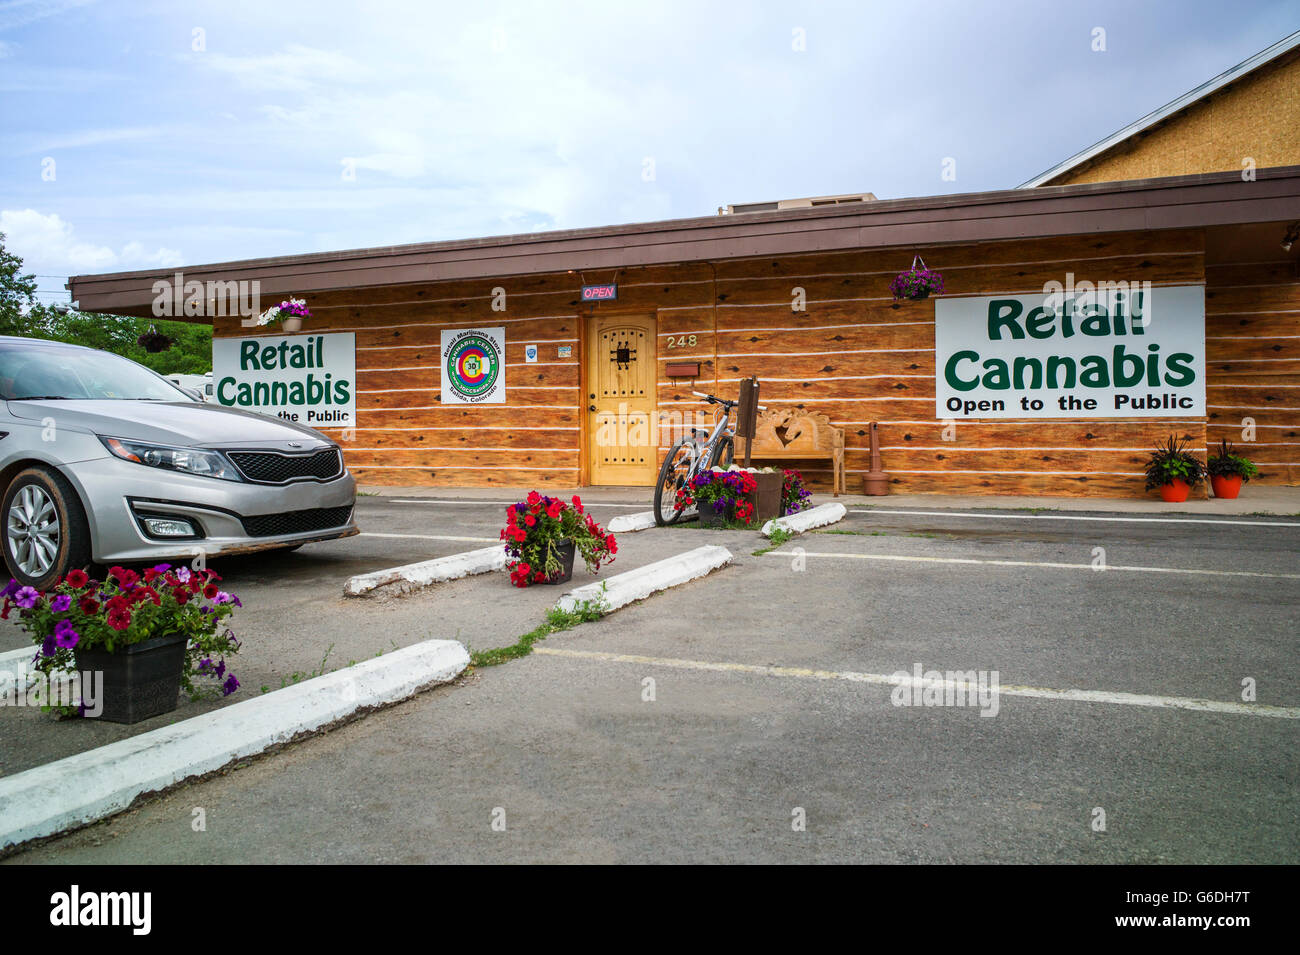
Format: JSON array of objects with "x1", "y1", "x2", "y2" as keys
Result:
[{"x1": 0, "y1": 342, "x2": 192, "y2": 401}]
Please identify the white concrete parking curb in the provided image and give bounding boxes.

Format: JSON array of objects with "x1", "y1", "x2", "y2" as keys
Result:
[
  {"x1": 0, "y1": 646, "x2": 34, "y2": 697},
  {"x1": 762, "y1": 502, "x2": 848, "y2": 537},
  {"x1": 0, "y1": 638, "x2": 469, "y2": 850},
  {"x1": 556, "y1": 544, "x2": 732, "y2": 614},
  {"x1": 344, "y1": 545, "x2": 506, "y2": 596},
  {"x1": 607, "y1": 508, "x2": 697, "y2": 533},
  {"x1": 607, "y1": 511, "x2": 658, "y2": 532}
]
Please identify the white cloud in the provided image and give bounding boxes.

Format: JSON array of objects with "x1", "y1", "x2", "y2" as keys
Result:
[
  {"x1": 4, "y1": 125, "x2": 167, "y2": 155},
  {"x1": 198, "y1": 43, "x2": 371, "y2": 93},
  {"x1": 0, "y1": 0, "x2": 96, "y2": 31},
  {"x1": 0, "y1": 209, "x2": 183, "y2": 275}
]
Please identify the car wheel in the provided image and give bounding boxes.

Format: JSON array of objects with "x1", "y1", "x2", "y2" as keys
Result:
[{"x1": 2, "y1": 466, "x2": 92, "y2": 591}]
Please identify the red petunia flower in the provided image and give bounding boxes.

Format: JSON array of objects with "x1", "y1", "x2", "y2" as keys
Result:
[
  {"x1": 110, "y1": 565, "x2": 140, "y2": 588},
  {"x1": 107, "y1": 605, "x2": 132, "y2": 630},
  {"x1": 524, "y1": 515, "x2": 536, "y2": 527},
  {"x1": 526, "y1": 491, "x2": 541, "y2": 507},
  {"x1": 78, "y1": 596, "x2": 99, "y2": 615},
  {"x1": 65, "y1": 569, "x2": 89, "y2": 588},
  {"x1": 203, "y1": 582, "x2": 219, "y2": 599}
]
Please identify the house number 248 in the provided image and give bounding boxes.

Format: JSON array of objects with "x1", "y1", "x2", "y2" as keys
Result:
[{"x1": 667, "y1": 335, "x2": 698, "y2": 348}]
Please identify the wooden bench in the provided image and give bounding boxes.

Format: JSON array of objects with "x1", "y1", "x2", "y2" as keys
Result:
[{"x1": 735, "y1": 408, "x2": 846, "y2": 495}]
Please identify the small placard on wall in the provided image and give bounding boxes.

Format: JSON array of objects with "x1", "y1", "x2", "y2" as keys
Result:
[
  {"x1": 557, "y1": 345, "x2": 572, "y2": 358},
  {"x1": 524, "y1": 344, "x2": 538, "y2": 363}
]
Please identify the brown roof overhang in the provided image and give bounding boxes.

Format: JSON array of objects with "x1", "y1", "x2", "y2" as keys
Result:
[{"x1": 69, "y1": 166, "x2": 1300, "y2": 318}]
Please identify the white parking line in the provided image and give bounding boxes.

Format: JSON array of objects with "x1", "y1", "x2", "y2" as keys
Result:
[
  {"x1": 851, "y1": 509, "x2": 1300, "y2": 528},
  {"x1": 761, "y1": 550, "x2": 1300, "y2": 579},
  {"x1": 533, "y1": 648, "x2": 1300, "y2": 719}
]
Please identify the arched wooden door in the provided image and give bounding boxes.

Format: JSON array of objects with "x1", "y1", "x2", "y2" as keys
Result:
[{"x1": 586, "y1": 313, "x2": 658, "y2": 485}]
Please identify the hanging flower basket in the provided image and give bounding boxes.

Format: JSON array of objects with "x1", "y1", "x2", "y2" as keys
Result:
[
  {"x1": 137, "y1": 327, "x2": 173, "y2": 353},
  {"x1": 257, "y1": 297, "x2": 312, "y2": 333},
  {"x1": 890, "y1": 255, "x2": 944, "y2": 301}
]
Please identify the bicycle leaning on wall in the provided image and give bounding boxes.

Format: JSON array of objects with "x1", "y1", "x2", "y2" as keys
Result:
[{"x1": 653, "y1": 389, "x2": 763, "y2": 525}]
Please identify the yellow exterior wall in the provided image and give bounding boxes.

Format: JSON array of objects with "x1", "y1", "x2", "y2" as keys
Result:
[{"x1": 1046, "y1": 49, "x2": 1300, "y2": 186}]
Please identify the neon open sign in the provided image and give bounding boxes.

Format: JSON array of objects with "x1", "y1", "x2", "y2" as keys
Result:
[{"x1": 581, "y1": 283, "x2": 618, "y2": 302}]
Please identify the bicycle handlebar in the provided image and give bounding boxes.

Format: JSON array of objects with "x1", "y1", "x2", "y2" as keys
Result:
[
  {"x1": 692, "y1": 390, "x2": 765, "y2": 412},
  {"x1": 692, "y1": 389, "x2": 739, "y2": 408}
]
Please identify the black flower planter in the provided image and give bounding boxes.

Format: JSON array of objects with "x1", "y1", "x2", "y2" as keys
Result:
[
  {"x1": 75, "y1": 632, "x2": 187, "y2": 724},
  {"x1": 698, "y1": 502, "x2": 735, "y2": 527},
  {"x1": 541, "y1": 541, "x2": 576, "y2": 585}
]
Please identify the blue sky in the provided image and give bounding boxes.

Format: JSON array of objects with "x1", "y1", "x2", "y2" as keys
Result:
[{"x1": 1, "y1": 0, "x2": 1297, "y2": 307}]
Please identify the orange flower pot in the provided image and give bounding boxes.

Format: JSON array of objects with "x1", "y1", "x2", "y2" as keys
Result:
[
  {"x1": 1158, "y1": 479, "x2": 1191, "y2": 503},
  {"x1": 1211, "y1": 474, "x2": 1243, "y2": 499}
]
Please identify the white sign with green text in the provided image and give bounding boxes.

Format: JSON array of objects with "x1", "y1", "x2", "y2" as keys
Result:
[
  {"x1": 213, "y1": 332, "x2": 356, "y2": 427},
  {"x1": 934, "y1": 285, "x2": 1204, "y2": 419}
]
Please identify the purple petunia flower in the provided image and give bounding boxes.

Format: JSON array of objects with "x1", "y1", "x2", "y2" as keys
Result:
[
  {"x1": 175, "y1": 567, "x2": 191, "y2": 583},
  {"x1": 14, "y1": 586, "x2": 39, "y2": 609},
  {"x1": 215, "y1": 660, "x2": 226, "y2": 678},
  {"x1": 40, "y1": 635, "x2": 56, "y2": 658},
  {"x1": 50, "y1": 594, "x2": 72, "y2": 613},
  {"x1": 54, "y1": 619, "x2": 79, "y2": 649},
  {"x1": 221, "y1": 674, "x2": 240, "y2": 696},
  {"x1": 2, "y1": 579, "x2": 20, "y2": 599},
  {"x1": 152, "y1": 564, "x2": 172, "y2": 573}
]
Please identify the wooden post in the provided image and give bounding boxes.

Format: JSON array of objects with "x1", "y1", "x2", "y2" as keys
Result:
[
  {"x1": 863, "y1": 420, "x2": 888, "y2": 495},
  {"x1": 736, "y1": 376, "x2": 760, "y2": 467}
]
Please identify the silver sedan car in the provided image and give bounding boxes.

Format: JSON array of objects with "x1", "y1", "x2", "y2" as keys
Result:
[{"x1": 0, "y1": 335, "x2": 357, "y2": 589}]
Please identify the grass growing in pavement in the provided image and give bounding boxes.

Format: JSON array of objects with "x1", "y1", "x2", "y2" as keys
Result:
[
  {"x1": 469, "y1": 595, "x2": 609, "y2": 668},
  {"x1": 751, "y1": 526, "x2": 794, "y2": 556}
]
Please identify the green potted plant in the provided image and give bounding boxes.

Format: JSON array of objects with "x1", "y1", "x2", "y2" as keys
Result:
[
  {"x1": 681, "y1": 469, "x2": 758, "y2": 527},
  {"x1": 1206, "y1": 440, "x2": 1258, "y2": 499},
  {"x1": 5, "y1": 564, "x2": 242, "y2": 723},
  {"x1": 781, "y1": 468, "x2": 813, "y2": 515},
  {"x1": 501, "y1": 492, "x2": 616, "y2": 586},
  {"x1": 1144, "y1": 434, "x2": 1206, "y2": 503}
]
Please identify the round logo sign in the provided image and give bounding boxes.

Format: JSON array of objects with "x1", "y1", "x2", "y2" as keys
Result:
[{"x1": 446, "y1": 333, "x2": 500, "y2": 398}]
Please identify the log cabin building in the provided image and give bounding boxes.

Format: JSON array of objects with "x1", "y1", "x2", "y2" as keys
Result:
[{"x1": 70, "y1": 33, "x2": 1300, "y2": 498}]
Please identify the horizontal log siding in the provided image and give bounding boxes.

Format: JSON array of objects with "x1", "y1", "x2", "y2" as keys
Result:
[
  {"x1": 659, "y1": 229, "x2": 1210, "y2": 496},
  {"x1": 1205, "y1": 259, "x2": 1300, "y2": 485},
  {"x1": 208, "y1": 227, "x2": 1300, "y2": 495}
]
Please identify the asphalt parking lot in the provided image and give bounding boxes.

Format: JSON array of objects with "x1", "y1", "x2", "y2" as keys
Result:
[{"x1": 3, "y1": 492, "x2": 1297, "y2": 863}]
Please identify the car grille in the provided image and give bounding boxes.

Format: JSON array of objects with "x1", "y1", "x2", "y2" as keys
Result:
[
  {"x1": 241, "y1": 505, "x2": 354, "y2": 538},
  {"x1": 228, "y1": 447, "x2": 342, "y2": 484}
]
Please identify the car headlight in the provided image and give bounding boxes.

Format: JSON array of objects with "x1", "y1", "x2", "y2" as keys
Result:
[{"x1": 100, "y1": 437, "x2": 242, "y2": 482}]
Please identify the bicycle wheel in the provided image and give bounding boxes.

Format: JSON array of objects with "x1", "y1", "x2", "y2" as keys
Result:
[
  {"x1": 653, "y1": 438, "x2": 695, "y2": 525},
  {"x1": 710, "y1": 436, "x2": 734, "y2": 469}
]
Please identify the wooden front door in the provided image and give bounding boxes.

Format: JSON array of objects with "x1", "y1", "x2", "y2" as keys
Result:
[{"x1": 587, "y1": 313, "x2": 657, "y2": 485}]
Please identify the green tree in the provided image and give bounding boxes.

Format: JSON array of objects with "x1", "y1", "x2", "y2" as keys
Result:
[
  {"x1": 0, "y1": 233, "x2": 211, "y2": 374},
  {"x1": 0, "y1": 231, "x2": 39, "y2": 336}
]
